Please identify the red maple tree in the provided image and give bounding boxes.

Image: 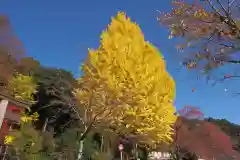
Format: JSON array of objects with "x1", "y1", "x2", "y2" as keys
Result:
[
  {"x1": 0, "y1": 16, "x2": 25, "y2": 90},
  {"x1": 172, "y1": 106, "x2": 240, "y2": 159},
  {"x1": 171, "y1": 106, "x2": 203, "y2": 159}
]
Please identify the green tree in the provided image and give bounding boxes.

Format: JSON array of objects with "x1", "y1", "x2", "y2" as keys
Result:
[
  {"x1": 75, "y1": 11, "x2": 177, "y2": 159},
  {"x1": 32, "y1": 67, "x2": 78, "y2": 134},
  {"x1": 6, "y1": 67, "x2": 82, "y2": 160},
  {"x1": 52, "y1": 128, "x2": 79, "y2": 160},
  {"x1": 7, "y1": 118, "x2": 43, "y2": 160}
]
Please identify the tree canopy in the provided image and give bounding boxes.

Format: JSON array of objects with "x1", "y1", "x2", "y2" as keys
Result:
[
  {"x1": 0, "y1": 16, "x2": 25, "y2": 90},
  {"x1": 177, "y1": 119, "x2": 240, "y2": 159},
  {"x1": 158, "y1": 0, "x2": 240, "y2": 78},
  {"x1": 171, "y1": 106, "x2": 240, "y2": 160},
  {"x1": 75, "y1": 12, "x2": 177, "y2": 146},
  {"x1": 32, "y1": 67, "x2": 78, "y2": 133},
  {"x1": 7, "y1": 73, "x2": 37, "y2": 102}
]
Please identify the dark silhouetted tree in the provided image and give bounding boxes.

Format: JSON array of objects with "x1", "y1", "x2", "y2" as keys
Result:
[{"x1": 32, "y1": 67, "x2": 78, "y2": 134}]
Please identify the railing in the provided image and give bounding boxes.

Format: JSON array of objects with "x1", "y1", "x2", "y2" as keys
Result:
[
  {"x1": 0, "y1": 126, "x2": 16, "y2": 160},
  {"x1": 148, "y1": 152, "x2": 171, "y2": 160},
  {"x1": 0, "y1": 145, "x2": 10, "y2": 160}
]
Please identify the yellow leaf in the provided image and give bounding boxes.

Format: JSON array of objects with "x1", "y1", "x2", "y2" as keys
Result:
[{"x1": 4, "y1": 135, "x2": 15, "y2": 144}]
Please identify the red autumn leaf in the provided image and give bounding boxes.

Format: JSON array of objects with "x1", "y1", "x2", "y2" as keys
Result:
[{"x1": 192, "y1": 88, "x2": 196, "y2": 92}]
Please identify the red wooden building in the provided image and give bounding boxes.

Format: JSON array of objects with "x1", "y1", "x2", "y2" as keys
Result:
[{"x1": 0, "y1": 92, "x2": 32, "y2": 159}]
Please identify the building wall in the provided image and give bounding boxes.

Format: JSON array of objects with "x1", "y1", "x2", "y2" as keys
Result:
[
  {"x1": 0, "y1": 100, "x2": 8, "y2": 130},
  {"x1": 0, "y1": 99, "x2": 23, "y2": 144}
]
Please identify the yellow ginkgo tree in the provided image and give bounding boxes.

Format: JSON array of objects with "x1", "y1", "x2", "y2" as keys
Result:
[
  {"x1": 7, "y1": 73, "x2": 37, "y2": 102},
  {"x1": 75, "y1": 12, "x2": 177, "y2": 159}
]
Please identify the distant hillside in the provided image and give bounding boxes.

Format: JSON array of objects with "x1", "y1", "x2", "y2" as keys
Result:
[{"x1": 205, "y1": 117, "x2": 240, "y2": 152}]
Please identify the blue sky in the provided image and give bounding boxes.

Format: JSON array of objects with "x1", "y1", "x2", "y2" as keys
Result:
[{"x1": 1, "y1": 0, "x2": 240, "y2": 123}]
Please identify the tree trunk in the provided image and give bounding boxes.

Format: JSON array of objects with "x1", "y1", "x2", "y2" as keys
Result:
[
  {"x1": 76, "y1": 124, "x2": 93, "y2": 160},
  {"x1": 135, "y1": 143, "x2": 139, "y2": 160},
  {"x1": 76, "y1": 114, "x2": 95, "y2": 160},
  {"x1": 176, "y1": 145, "x2": 180, "y2": 160},
  {"x1": 101, "y1": 135, "x2": 104, "y2": 152},
  {"x1": 77, "y1": 138, "x2": 84, "y2": 160},
  {"x1": 42, "y1": 117, "x2": 48, "y2": 132}
]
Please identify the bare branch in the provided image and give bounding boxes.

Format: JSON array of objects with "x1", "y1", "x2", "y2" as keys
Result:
[
  {"x1": 216, "y1": 0, "x2": 229, "y2": 16},
  {"x1": 228, "y1": 0, "x2": 236, "y2": 13},
  {"x1": 212, "y1": 75, "x2": 240, "y2": 86},
  {"x1": 207, "y1": 38, "x2": 234, "y2": 48},
  {"x1": 36, "y1": 98, "x2": 85, "y2": 126},
  {"x1": 206, "y1": 0, "x2": 240, "y2": 38},
  {"x1": 227, "y1": 0, "x2": 236, "y2": 13},
  {"x1": 79, "y1": 105, "x2": 108, "y2": 141},
  {"x1": 71, "y1": 105, "x2": 85, "y2": 125},
  {"x1": 228, "y1": 0, "x2": 231, "y2": 13},
  {"x1": 48, "y1": 108, "x2": 62, "y2": 123},
  {"x1": 60, "y1": 119, "x2": 75, "y2": 131},
  {"x1": 206, "y1": 0, "x2": 223, "y2": 16}
]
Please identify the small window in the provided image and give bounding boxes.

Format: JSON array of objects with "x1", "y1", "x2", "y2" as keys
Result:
[
  {"x1": 8, "y1": 123, "x2": 20, "y2": 130},
  {"x1": 236, "y1": 132, "x2": 240, "y2": 136}
]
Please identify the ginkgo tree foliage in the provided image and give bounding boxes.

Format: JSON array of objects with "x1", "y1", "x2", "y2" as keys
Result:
[
  {"x1": 7, "y1": 73, "x2": 37, "y2": 102},
  {"x1": 74, "y1": 11, "x2": 177, "y2": 149}
]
